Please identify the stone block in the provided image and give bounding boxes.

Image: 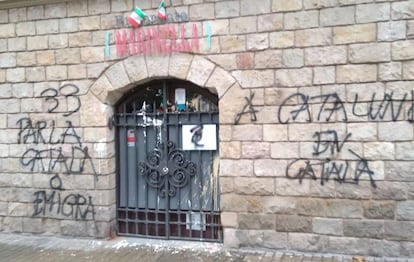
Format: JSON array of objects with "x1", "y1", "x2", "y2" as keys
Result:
[
  {"x1": 408, "y1": 21, "x2": 414, "y2": 40},
  {"x1": 391, "y1": 1, "x2": 414, "y2": 19},
  {"x1": 313, "y1": 66, "x2": 335, "y2": 84},
  {"x1": 68, "y1": 64, "x2": 87, "y2": 79},
  {"x1": 258, "y1": 13, "x2": 283, "y2": 32},
  {"x1": 69, "y1": 32, "x2": 92, "y2": 47},
  {"x1": 325, "y1": 199, "x2": 363, "y2": 218},
  {"x1": 220, "y1": 35, "x2": 246, "y2": 53},
  {"x1": 6, "y1": 68, "x2": 25, "y2": 83},
  {"x1": 262, "y1": 124, "x2": 288, "y2": 142},
  {"x1": 27, "y1": 35, "x2": 48, "y2": 50},
  {"x1": 27, "y1": 5, "x2": 43, "y2": 20},
  {"x1": 0, "y1": 53, "x2": 16, "y2": 68},
  {"x1": 379, "y1": 62, "x2": 402, "y2": 81},
  {"x1": 254, "y1": 50, "x2": 282, "y2": 69},
  {"x1": 283, "y1": 49, "x2": 304, "y2": 68},
  {"x1": 403, "y1": 60, "x2": 414, "y2": 80},
  {"x1": 241, "y1": 142, "x2": 270, "y2": 159},
  {"x1": 46, "y1": 65, "x2": 67, "y2": 80},
  {"x1": 275, "y1": 178, "x2": 311, "y2": 196},
  {"x1": 372, "y1": 181, "x2": 407, "y2": 200},
  {"x1": 220, "y1": 159, "x2": 253, "y2": 177},
  {"x1": 16, "y1": 21, "x2": 35, "y2": 36},
  {"x1": 220, "y1": 141, "x2": 241, "y2": 159},
  {"x1": 269, "y1": 31, "x2": 294, "y2": 48},
  {"x1": 305, "y1": 46, "x2": 347, "y2": 66},
  {"x1": 0, "y1": 24, "x2": 15, "y2": 38},
  {"x1": 321, "y1": 6, "x2": 354, "y2": 26},
  {"x1": 229, "y1": 16, "x2": 256, "y2": 34},
  {"x1": 12, "y1": 83, "x2": 33, "y2": 98},
  {"x1": 288, "y1": 233, "x2": 328, "y2": 252},
  {"x1": 36, "y1": 50, "x2": 55, "y2": 65},
  {"x1": 273, "y1": 0, "x2": 302, "y2": 12},
  {"x1": 392, "y1": 40, "x2": 414, "y2": 60},
  {"x1": 246, "y1": 33, "x2": 268, "y2": 51},
  {"x1": 36, "y1": 19, "x2": 59, "y2": 34},
  {"x1": 296, "y1": 28, "x2": 332, "y2": 47},
  {"x1": 111, "y1": 0, "x2": 132, "y2": 12},
  {"x1": 275, "y1": 68, "x2": 312, "y2": 87},
  {"x1": 189, "y1": 3, "x2": 214, "y2": 20},
  {"x1": 206, "y1": 66, "x2": 235, "y2": 98},
  {"x1": 378, "y1": 21, "x2": 406, "y2": 42},
  {"x1": 304, "y1": 0, "x2": 338, "y2": 9},
  {"x1": 88, "y1": 0, "x2": 110, "y2": 15},
  {"x1": 59, "y1": 18, "x2": 78, "y2": 33},
  {"x1": 215, "y1": 1, "x2": 239, "y2": 18},
  {"x1": 254, "y1": 159, "x2": 287, "y2": 177},
  {"x1": 9, "y1": 8, "x2": 27, "y2": 22},
  {"x1": 363, "y1": 142, "x2": 395, "y2": 160},
  {"x1": 336, "y1": 64, "x2": 377, "y2": 83},
  {"x1": 276, "y1": 215, "x2": 312, "y2": 232},
  {"x1": 356, "y1": 3, "x2": 390, "y2": 23},
  {"x1": 232, "y1": 70, "x2": 273, "y2": 88},
  {"x1": 396, "y1": 201, "x2": 414, "y2": 220},
  {"x1": 79, "y1": 16, "x2": 101, "y2": 31},
  {"x1": 385, "y1": 221, "x2": 414, "y2": 241},
  {"x1": 232, "y1": 125, "x2": 262, "y2": 141},
  {"x1": 26, "y1": 67, "x2": 46, "y2": 82},
  {"x1": 262, "y1": 231, "x2": 288, "y2": 249},
  {"x1": 349, "y1": 43, "x2": 391, "y2": 63},
  {"x1": 379, "y1": 122, "x2": 413, "y2": 142},
  {"x1": 2, "y1": 217, "x2": 23, "y2": 232},
  {"x1": 343, "y1": 219, "x2": 383, "y2": 238},
  {"x1": 239, "y1": 213, "x2": 275, "y2": 229},
  {"x1": 234, "y1": 177, "x2": 275, "y2": 196},
  {"x1": 401, "y1": 241, "x2": 414, "y2": 257},
  {"x1": 271, "y1": 142, "x2": 299, "y2": 158},
  {"x1": 0, "y1": 10, "x2": 7, "y2": 23},
  {"x1": 8, "y1": 37, "x2": 26, "y2": 52},
  {"x1": 326, "y1": 236, "x2": 384, "y2": 256},
  {"x1": 81, "y1": 46, "x2": 104, "y2": 63},
  {"x1": 49, "y1": 34, "x2": 68, "y2": 49},
  {"x1": 221, "y1": 194, "x2": 263, "y2": 213},
  {"x1": 363, "y1": 201, "x2": 395, "y2": 219},
  {"x1": 44, "y1": 3, "x2": 66, "y2": 18},
  {"x1": 333, "y1": 23, "x2": 376, "y2": 44},
  {"x1": 240, "y1": 0, "x2": 271, "y2": 15},
  {"x1": 312, "y1": 218, "x2": 343, "y2": 236},
  {"x1": 68, "y1": 0, "x2": 88, "y2": 17},
  {"x1": 284, "y1": 10, "x2": 319, "y2": 29},
  {"x1": 187, "y1": 56, "x2": 215, "y2": 87}
]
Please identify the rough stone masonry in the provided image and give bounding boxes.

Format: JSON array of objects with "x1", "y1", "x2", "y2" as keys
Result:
[{"x1": 0, "y1": 0, "x2": 414, "y2": 258}]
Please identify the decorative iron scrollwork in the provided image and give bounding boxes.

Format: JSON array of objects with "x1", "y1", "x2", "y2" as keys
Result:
[{"x1": 138, "y1": 141, "x2": 196, "y2": 197}]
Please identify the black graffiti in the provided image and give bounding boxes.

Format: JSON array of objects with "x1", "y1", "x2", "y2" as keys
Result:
[
  {"x1": 33, "y1": 175, "x2": 96, "y2": 220},
  {"x1": 21, "y1": 146, "x2": 95, "y2": 174},
  {"x1": 286, "y1": 150, "x2": 376, "y2": 188},
  {"x1": 313, "y1": 130, "x2": 352, "y2": 156},
  {"x1": 235, "y1": 91, "x2": 258, "y2": 124},
  {"x1": 278, "y1": 91, "x2": 414, "y2": 124},
  {"x1": 40, "y1": 84, "x2": 81, "y2": 116},
  {"x1": 17, "y1": 118, "x2": 81, "y2": 145}
]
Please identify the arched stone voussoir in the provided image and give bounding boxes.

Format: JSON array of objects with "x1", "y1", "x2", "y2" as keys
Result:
[
  {"x1": 219, "y1": 82, "x2": 251, "y2": 125},
  {"x1": 91, "y1": 54, "x2": 240, "y2": 108}
]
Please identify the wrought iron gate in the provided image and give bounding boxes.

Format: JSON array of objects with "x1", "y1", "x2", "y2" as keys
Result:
[{"x1": 115, "y1": 79, "x2": 222, "y2": 242}]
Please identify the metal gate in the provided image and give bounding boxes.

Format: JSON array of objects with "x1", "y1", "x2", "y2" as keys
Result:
[{"x1": 115, "y1": 79, "x2": 222, "y2": 242}]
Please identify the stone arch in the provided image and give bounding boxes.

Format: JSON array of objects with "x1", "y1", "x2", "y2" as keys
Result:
[{"x1": 89, "y1": 54, "x2": 250, "y2": 125}]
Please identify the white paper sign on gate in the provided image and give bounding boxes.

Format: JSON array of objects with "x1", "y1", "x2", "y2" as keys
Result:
[{"x1": 182, "y1": 124, "x2": 216, "y2": 150}]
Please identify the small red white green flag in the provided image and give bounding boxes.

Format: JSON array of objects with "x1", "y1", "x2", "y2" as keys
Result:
[
  {"x1": 128, "y1": 7, "x2": 147, "y2": 28},
  {"x1": 157, "y1": 0, "x2": 166, "y2": 20}
]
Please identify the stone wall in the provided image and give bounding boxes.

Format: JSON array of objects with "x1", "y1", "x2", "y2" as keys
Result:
[{"x1": 0, "y1": 0, "x2": 413, "y2": 257}]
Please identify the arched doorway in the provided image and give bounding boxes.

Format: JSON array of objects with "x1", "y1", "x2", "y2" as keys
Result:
[{"x1": 114, "y1": 78, "x2": 222, "y2": 242}]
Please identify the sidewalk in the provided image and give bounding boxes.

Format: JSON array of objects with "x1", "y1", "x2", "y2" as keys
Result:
[{"x1": 0, "y1": 232, "x2": 411, "y2": 262}]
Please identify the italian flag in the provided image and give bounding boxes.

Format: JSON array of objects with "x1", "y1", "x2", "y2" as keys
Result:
[
  {"x1": 157, "y1": 0, "x2": 166, "y2": 20},
  {"x1": 128, "y1": 7, "x2": 147, "y2": 28}
]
